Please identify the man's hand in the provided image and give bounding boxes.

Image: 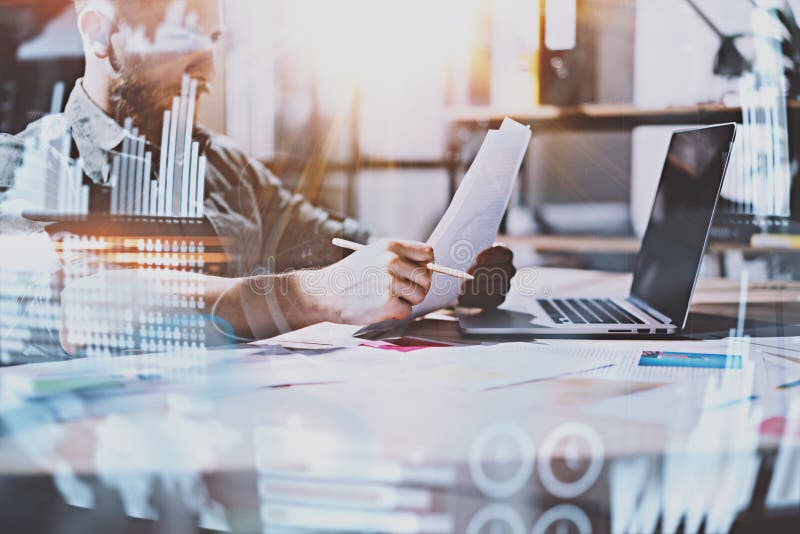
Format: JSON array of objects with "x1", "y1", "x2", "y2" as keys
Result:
[
  {"x1": 296, "y1": 239, "x2": 434, "y2": 325},
  {"x1": 458, "y1": 245, "x2": 516, "y2": 309}
]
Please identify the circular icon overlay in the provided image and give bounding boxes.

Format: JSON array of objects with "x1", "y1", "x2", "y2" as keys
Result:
[
  {"x1": 537, "y1": 423, "x2": 604, "y2": 499},
  {"x1": 531, "y1": 504, "x2": 592, "y2": 534},
  {"x1": 466, "y1": 503, "x2": 527, "y2": 534},
  {"x1": 469, "y1": 422, "x2": 535, "y2": 499}
]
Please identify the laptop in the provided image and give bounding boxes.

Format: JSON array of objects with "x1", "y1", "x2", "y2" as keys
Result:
[{"x1": 459, "y1": 123, "x2": 737, "y2": 336}]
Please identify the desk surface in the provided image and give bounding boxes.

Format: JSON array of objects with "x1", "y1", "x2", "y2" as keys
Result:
[{"x1": 0, "y1": 267, "x2": 798, "y2": 532}]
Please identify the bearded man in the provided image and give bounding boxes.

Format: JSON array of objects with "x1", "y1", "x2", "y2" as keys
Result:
[{"x1": 0, "y1": 0, "x2": 515, "y2": 357}]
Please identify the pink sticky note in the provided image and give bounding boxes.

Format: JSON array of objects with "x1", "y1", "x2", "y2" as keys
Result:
[{"x1": 359, "y1": 337, "x2": 453, "y2": 353}]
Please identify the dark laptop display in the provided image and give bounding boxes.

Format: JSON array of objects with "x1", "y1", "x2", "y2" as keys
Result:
[{"x1": 630, "y1": 123, "x2": 737, "y2": 328}]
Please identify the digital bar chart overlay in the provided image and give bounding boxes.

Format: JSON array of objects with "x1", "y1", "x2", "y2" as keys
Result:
[{"x1": 111, "y1": 75, "x2": 207, "y2": 219}]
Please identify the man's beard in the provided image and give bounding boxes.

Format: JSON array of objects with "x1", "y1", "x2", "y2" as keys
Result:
[{"x1": 109, "y1": 63, "x2": 198, "y2": 146}]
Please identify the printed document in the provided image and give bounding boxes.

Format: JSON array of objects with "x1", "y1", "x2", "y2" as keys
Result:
[{"x1": 414, "y1": 118, "x2": 531, "y2": 316}]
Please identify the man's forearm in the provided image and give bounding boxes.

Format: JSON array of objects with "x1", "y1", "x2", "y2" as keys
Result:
[
  {"x1": 230, "y1": 270, "x2": 334, "y2": 341},
  {"x1": 59, "y1": 269, "x2": 332, "y2": 355}
]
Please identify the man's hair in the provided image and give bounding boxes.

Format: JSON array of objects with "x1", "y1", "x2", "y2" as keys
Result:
[
  {"x1": 74, "y1": 0, "x2": 116, "y2": 15},
  {"x1": 74, "y1": 0, "x2": 166, "y2": 30}
]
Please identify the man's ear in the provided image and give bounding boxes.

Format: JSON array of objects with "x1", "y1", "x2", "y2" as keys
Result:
[{"x1": 77, "y1": 9, "x2": 116, "y2": 60}]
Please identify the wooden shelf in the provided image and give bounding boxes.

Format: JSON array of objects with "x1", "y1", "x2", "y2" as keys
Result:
[
  {"x1": 448, "y1": 101, "x2": 800, "y2": 131},
  {"x1": 499, "y1": 233, "x2": 640, "y2": 254},
  {"x1": 498, "y1": 233, "x2": 800, "y2": 255}
]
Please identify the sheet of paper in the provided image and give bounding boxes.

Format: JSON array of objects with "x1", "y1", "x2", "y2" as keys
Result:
[
  {"x1": 358, "y1": 337, "x2": 455, "y2": 353},
  {"x1": 582, "y1": 382, "x2": 750, "y2": 429},
  {"x1": 431, "y1": 344, "x2": 613, "y2": 392},
  {"x1": 539, "y1": 338, "x2": 756, "y2": 384},
  {"x1": 334, "y1": 342, "x2": 614, "y2": 392},
  {"x1": 413, "y1": 118, "x2": 531, "y2": 316},
  {"x1": 584, "y1": 344, "x2": 763, "y2": 428},
  {"x1": 759, "y1": 350, "x2": 800, "y2": 388},
  {"x1": 255, "y1": 322, "x2": 365, "y2": 350},
  {"x1": 748, "y1": 336, "x2": 800, "y2": 355},
  {"x1": 571, "y1": 346, "x2": 749, "y2": 383}
]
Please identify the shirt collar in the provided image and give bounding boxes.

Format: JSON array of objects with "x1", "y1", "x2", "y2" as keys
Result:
[
  {"x1": 64, "y1": 79, "x2": 128, "y2": 185},
  {"x1": 63, "y1": 79, "x2": 213, "y2": 184}
]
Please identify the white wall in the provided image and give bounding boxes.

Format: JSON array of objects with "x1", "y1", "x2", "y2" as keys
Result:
[
  {"x1": 356, "y1": 170, "x2": 449, "y2": 240},
  {"x1": 633, "y1": 0, "x2": 752, "y2": 108},
  {"x1": 222, "y1": 0, "x2": 277, "y2": 159},
  {"x1": 17, "y1": 8, "x2": 83, "y2": 60},
  {"x1": 630, "y1": 0, "x2": 788, "y2": 235}
]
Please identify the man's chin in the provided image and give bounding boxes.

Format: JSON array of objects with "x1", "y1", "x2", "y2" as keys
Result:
[
  {"x1": 197, "y1": 81, "x2": 213, "y2": 95},
  {"x1": 157, "y1": 92, "x2": 204, "y2": 114},
  {"x1": 112, "y1": 90, "x2": 202, "y2": 142}
]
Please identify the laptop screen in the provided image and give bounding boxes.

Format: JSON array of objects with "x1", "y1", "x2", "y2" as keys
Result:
[{"x1": 630, "y1": 123, "x2": 736, "y2": 327}]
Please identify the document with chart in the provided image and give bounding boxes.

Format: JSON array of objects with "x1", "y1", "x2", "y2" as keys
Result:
[{"x1": 413, "y1": 118, "x2": 531, "y2": 317}]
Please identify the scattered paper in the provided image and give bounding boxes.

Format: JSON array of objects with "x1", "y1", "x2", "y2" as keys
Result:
[
  {"x1": 259, "y1": 323, "x2": 460, "y2": 353},
  {"x1": 342, "y1": 343, "x2": 613, "y2": 392},
  {"x1": 584, "y1": 382, "x2": 711, "y2": 429},
  {"x1": 574, "y1": 347, "x2": 747, "y2": 383},
  {"x1": 759, "y1": 350, "x2": 800, "y2": 389},
  {"x1": 584, "y1": 377, "x2": 759, "y2": 429},
  {"x1": 0, "y1": 347, "x2": 345, "y2": 401},
  {"x1": 539, "y1": 339, "x2": 753, "y2": 384},
  {"x1": 256, "y1": 323, "x2": 365, "y2": 350},
  {"x1": 749, "y1": 337, "x2": 800, "y2": 355},
  {"x1": 358, "y1": 337, "x2": 454, "y2": 353}
]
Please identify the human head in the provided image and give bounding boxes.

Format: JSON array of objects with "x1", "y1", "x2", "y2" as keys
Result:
[{"x1": 74, "y1": 0, "x2": 224, "y2": 140}]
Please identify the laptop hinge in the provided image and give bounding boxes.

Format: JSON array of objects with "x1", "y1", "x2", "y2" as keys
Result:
[{"x1": 626, "y1": 296, "x2": 673, "y2": 325}]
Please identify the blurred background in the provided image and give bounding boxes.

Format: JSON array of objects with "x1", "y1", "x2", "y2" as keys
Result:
[{"x1": 3, "y1": 0, "x2": 800, "y2": 278}]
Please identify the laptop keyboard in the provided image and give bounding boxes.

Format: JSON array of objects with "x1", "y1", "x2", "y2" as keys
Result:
[{"x1": 537, "y1": 298, "x2": 646, "y2": 325}]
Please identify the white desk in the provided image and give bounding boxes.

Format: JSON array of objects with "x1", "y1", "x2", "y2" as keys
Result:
[{"x1": 0, "y1": 268, "x2": 798, "y2": 532}]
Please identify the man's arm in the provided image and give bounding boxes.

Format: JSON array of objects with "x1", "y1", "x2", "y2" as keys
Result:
[
  {"x1": 59, "y1": 238, "x2": 434, "y2": 353},
  {"x1": 235, "y1": 239, "x2": 434, "y2": 339},
  {"x1": 250, "y1": 166, "x2": 371, "y2": 272},
  {"x1": 227, "y1": 147, "x2": 517, "y2": 309},
  {"x1": 235, "y1": 154, "x2": 517, "y2": 311},
  {"x1": 0, "y1": 216, "x2": 70, "y2": 363},
  {"x1": 204, "y1": 136, "x2": 370, "y2": 276}
]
